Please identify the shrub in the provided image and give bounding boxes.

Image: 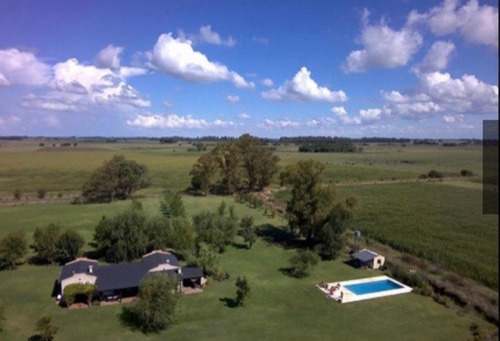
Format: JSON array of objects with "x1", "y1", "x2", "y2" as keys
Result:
[
  {"x1": 0, "y1": 230, "x2": 28, "y2": 269},
  {"x1": 428, "y1": 170, "x2": 444, "y2": 178},
  {"x1": 37, "y1": 188, "x2": 47, "y2": 199},
  {"x1": 33, "y1": 316, "x2": 58, "y2": 341},
  {"x1": 289, "y1": 250, "x2": 320, "y2": 278},
  {"x1": 13, "y1": 189, "x2": 21, "y2": 200},
  {"x1": 62, "y1": 283, "x2": 96, "y2": 306},
  {"x1": 460, "y1": 169, "x2": 474, "y2": 177},
  {"x1": 235, "y1": 276, "x2": 250, "y2": 307}
]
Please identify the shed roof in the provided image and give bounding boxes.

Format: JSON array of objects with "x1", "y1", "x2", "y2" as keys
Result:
[{"x1": 351, "y1": 249, "x2": 379, "y2": 262}]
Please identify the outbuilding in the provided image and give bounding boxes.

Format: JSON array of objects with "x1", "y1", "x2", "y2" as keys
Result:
[{"x1": 351, "y1": 249, "x2": 385, "y2": 269}]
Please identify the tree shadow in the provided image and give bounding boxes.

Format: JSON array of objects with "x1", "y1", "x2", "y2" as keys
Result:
[
  {"x1": 231, "y1": 242, "x2": 249, "y2": 250},
  {"x1": 26, "y1": 255, "x2": 50, "y2": 266},
  {"x1": 118, "y1": 306, "x2": 145, "y2": 333},
  {"x1": 343, "y1": 259, "x2": 361, "y2": 269},
  {"x1": 278, "y1": 267, "x2": 294, "y2": 278},
  {"x1": 219, "y1": 297, "x2": 237, "y2": 308},
  {"x1": 28, "y1": 335, "x2": 43, "y2": 341},
  {"x1": 256, "y1": 224, "x2": 305, "y2": 249}
]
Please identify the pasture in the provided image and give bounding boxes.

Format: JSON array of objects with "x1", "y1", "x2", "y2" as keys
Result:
[{"x1": 0, "y1": 196, "x2": 493, "y2": 341}]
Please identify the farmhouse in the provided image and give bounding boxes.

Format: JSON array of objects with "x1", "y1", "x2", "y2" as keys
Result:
[
  {"x1": 351, "y1": 249, "x2": 385, "y2": 269},
  {"x1": 56, "y1": 250, "x2": 204, "y2": 304}
]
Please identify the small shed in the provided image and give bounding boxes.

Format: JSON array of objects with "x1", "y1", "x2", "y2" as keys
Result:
[{"x1": 351, "y1": 249, "x2": 385, "y2": 269}]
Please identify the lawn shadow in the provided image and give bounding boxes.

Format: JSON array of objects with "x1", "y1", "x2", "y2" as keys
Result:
[
  {"x1": 28, "y1": 335, "x2": 43, "y2": 341},
  {"x1": 343, "y1": 259, "x2": 360, "y2": 269},
  {"x1": 231, "y1": 242, "x2": 249, "y2": 250},
  {"x1": 256, "y1": 224, "x2": 308, "y2": 249},
  {"x1": 278, "y1": 267, "x2": 294, "y2": 278},
  {"x1": 219, "y1": 297, "x2": 237, "y2": 308},
  {"x1": 118, "y1": 306, "x2": 145, "y2": 334}
]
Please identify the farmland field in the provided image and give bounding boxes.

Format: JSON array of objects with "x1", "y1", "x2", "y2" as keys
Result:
[
  {"x1": 0, "y1": 139, "x2": 497, "y2": 340},
  {"x1": 0, "y1": 197, "x2": 493, "y2": 341}
]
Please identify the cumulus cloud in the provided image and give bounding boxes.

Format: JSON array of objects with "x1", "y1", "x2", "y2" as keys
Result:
[
  {"x1": 417, "y1": 41, "x2": 455, "y2": 72},
  {"x1": 226, "y1": 95, "x2": 240, "y2": 103},
  {"x1": 331, "y1": 106, "x2": 383, "y2": 125},
  {"x1": 407, "y1": 0, "x2": 498, "y2": 47},
  {"x1": 443, "y1": 114, "x2": 464, "y2": 122},
  {"x1": 199, "y1": 25, "x2": 236, "y2": 46},
  {"x1": 261, "y1": 118, "x2": 300, "y2": 128},
  {"x1": 147, "y1": 33, "x2": 254, "y2": 89},
  {"x1": 237, "y1": 113, "x2": 250, "y2": 119},
  {"x1": 261, "y1": 78, "x2": 274, "y2": 87},
  {"x1": 343, "y1": 9, "x2": 422, "y2": 73},
  {"x1": 252, "y1": 36, "x2": 269, "y2": 45},
  {"x1": 126, "y1": 113, "x2": 233, "y2": 129},
  {"x1": 94, "y1": 44, "x2": 123, "y2": 69},
  {"x1": 261, "y1": 67, "x2": 347, "y2": 102},
  {"x1": 0, "y1": 48, "x2": 52, "y2": 86}
]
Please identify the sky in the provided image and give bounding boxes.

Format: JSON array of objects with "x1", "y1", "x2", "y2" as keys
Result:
[{"x1": 0, "y1": 0, "x2": 498, "y2": 138}]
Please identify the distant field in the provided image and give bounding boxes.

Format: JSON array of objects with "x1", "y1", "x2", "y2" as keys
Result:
[
  {"x1": 0, "y1": 196, "x2": 491, "y2": 341},
  {"x1": 0, "y1": 140, "x2": 483, "y2": 195}
]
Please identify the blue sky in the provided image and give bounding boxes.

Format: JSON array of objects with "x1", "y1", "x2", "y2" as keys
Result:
[{"x1": 0, "y1": 0, "x2": 497, "y2": 138}]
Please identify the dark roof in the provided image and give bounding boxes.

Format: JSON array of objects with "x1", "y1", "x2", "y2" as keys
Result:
[
  {"x1": 58, "y1": 259, "x2": 97, "y2": 282},
  {"x1": 351, "y1": 249, "x2": 379, "y2": 262},
  {"x1": 182, "y1": 267, "x2": 204, "y2": 279},
  {"x1": 58, "y1": 252, "x2": 202, "y2": 293}
]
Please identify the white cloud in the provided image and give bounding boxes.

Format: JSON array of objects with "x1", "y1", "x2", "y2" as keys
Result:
[
  {"x1": 44, "y1": 114, "x2": 60, "y2": 127},
  {"x1": 163, "y1": 101, "x2": 173, "y2": 108},
  {"x1": 343, "y1": 9, "x2": 422, "y2": 73},
  {"x1": 238, "y1": 113, "x2": 250, "y2": 119},
  {"x1": 252, "y1": 36, "x2": 269, "y2": 45},
  {"x1": 261, "y1": 67, "x2": 347, "y2": 102},
  {"x1": 226, "y1": 95, "x2": 240, "y2": 103},
  {"x1": 408, "y1": 0, "x2": 498, "y2": 47},
  {"x1": 417, "y1": 41, "x2": 455, "y2": 72},
  {"x1": 21, "y1": 94, "x2": 78, "y2": 111},
  {"x1": 126, "y1": 113, "x2": 234, "y2": 129},
  {"x1": 331, "y1": 106, "x2": 384, "y2": 125},
  {"x1": 359, "y1": 108, "x2": 382, "y2": 121},
  {"x1": 261, "y1": 118, "x2": 300, "y2": 128},
  {"x1": 443, "y1": 114, "x2": 464, "y2": 123},
  {"x1": 94, "y1": 44, "x2": 123, "y2": 69},
  {"x1": 199, "y1": 25, "x2": 236, "y2": 47},
  {"x1": 261, "y1": 78, "x2": 274, "y2": 87},
  {"x1": 148, "y1": 33, "x2": 254, "y2": 89},
  {"x1": 0, "y1": 48, "x2": 52, "y2": 86}
]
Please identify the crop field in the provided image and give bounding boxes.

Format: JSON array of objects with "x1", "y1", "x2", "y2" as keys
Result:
[
  {"x1": 0, "y1": 196, "x2": 493, "y2": 341},
  {"x1": 0, "y1": 140, "x2": 482, "y2": 195}
]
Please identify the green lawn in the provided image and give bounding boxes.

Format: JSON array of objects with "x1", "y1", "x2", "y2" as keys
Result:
[{"x1": 0, "y1": 197, "x2": 491, "y2": 340}]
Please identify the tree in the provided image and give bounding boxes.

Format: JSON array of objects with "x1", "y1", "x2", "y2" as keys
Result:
[
  {"x1": 124, "y1": 273, "x2": 180, "y2": 333},
  {"x1": 281, "y1": 160, "x2": 356, "y2": 258},
  {"x1": 145, "y1": 216, "x2": 196, "y2": 259},
  {"x1": 193, "y1": 202, "x2": 239, "y2": 252},
  {"x1": 189, "y1": 153, "x2": 218, "y2": 195},
  {"x1": 13, "y1": 189, "x2": 21, "y2": 201},
  {"x1": 33, "y1": 316, "x2": 58, "y2": 341},
  {"x1": 32, "y1": 224, "x2": 62, "y2": 264},
  {"x1": 239, "y1": 216, "x2": 256, "y2": 249},
  {"x1": 0, "y1": 230, "x2": 27, "y2": 269},
  {"x1": 235, "y1": 276, "x2": 250, "y2": 307},
  {"x1": 212, "y1": 142, "x2": 244, "y2": 194},
  {"x1": 160, "y1": 190, "x2": 186, "y2": 218},
  {"x1": 94, "y1": 204, "x2": 148, "y2": 262},
  {"x1": 37, "y1": 188, "x2": 47, "y2": 199},
  {"x1": 194, "y1": 242, "x2": 220, "y2": 276},
  {"x1": 288, "y1": 250, "x2": 320, "y2": 278},
  {"x1": 238, "y1": 134, "x2": 280, "y2": 191},
  {"x1": 56, "y1": 230, "x2": 85, "y2": 263},
  {"x1": 81, "y1": 155, "x2": 150, "y2": 203}
]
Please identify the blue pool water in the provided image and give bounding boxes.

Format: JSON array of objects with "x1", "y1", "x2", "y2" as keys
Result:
[{"x1": 344, "y1": 279, "x2": 403, "y2": 295}]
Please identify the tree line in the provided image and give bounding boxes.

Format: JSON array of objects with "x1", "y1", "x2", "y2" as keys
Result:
[{"x1": 190, "y1": 134, "x2": 280, "y2": 195}]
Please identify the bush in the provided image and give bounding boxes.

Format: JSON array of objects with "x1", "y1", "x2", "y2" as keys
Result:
[
  {"x1": 235, "y1": 276, "x2": 250, "y2": 307},
  {"x1": 0, "y1": 230, "x2": 28, "y2": 269},
  {"x1": 427, "y1": 170, "x2": 444, "y2": 178},
  {"x1": 289, "y1": 250, "x2": 320, "y2": 278},
  {"x1": 37, "y1": 188, "x2": 47, "y2": 199},
  {"x1": 62, "y1": 283, "x2": 96, "y2": 306},
  {"x1": 13, "y1": 189, "x2": 21, "y2": 200},
  {"x1": 460, "y1": 169, "x2": 474, "y2": 177}
]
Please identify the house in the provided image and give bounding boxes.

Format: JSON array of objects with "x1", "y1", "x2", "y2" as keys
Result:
[
  {"x1": 351, "y1": 249, "x2": 385, "y2": 269},
  {"x1": 56, "y1": 250, "x2": 204, "y2": 304}
]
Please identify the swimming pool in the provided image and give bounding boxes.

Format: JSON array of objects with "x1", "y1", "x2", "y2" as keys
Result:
[
  {"x1": 317, "y1": 276, "x2": 412, "y2": 303},
  {"x1": 344, "y1": 279, "x2": 403, "y2": 295}
]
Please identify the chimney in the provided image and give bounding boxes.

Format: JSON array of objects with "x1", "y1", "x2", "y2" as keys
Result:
[{"x1": 88, "y1": 265, "x2": 93, "y2": 273}]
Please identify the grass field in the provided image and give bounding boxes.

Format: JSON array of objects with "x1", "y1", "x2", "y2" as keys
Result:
[
  {"x1": 0, "y1": 197, "x2": 493, "y2": 341},
  {"x1": 0, "y1": 140, "x2": 483, "y2": 194}
]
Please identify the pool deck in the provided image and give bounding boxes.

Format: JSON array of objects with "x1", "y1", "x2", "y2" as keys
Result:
[{"x1": 316, "y1": 275, "x2": 412, "y2": 303}]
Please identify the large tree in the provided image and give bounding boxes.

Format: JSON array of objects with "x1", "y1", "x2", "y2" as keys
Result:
[
  {"x1": 189, "y1": 153, "x2": 219, "y2": 195},
  {"x1": 56, "y1": 230, "x2": 85, "y2": 263},
  {"x1": 212, "y1": 141, "x2": 244, "y2": 194},
  {"x1": 0, "y1": 230, "x2": 27, "y2": 269},
  {"x1": 123, "y1": 273, "x2": 180, "y2": 333},
  {"x1": 82, "y1": 155, "x2": 150, "y2": 203},
  {"x1": 94, "y1": 204, "x2": 148, "y2": 262},
  {"x1": 32, "y1": 224, "x2": 62, "y2": 264},
  {"x1": 193, "y1": 202, "x2": 239, "y2": 252},
  {"x1": 281, "y1": 160, "x2": 356, "y2": 259}
]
